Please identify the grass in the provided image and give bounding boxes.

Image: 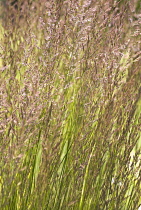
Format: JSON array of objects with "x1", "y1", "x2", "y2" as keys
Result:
[{"x1": 0, "y1": 0, "x2": 141, "y2": 209}]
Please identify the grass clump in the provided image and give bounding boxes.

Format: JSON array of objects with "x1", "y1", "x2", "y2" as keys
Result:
[{"x1": 0, "y1": 0, "x2": 141, "y2": 209}]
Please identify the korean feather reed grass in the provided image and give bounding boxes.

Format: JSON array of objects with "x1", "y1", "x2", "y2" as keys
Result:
[{"x1": 0, "y1": 0, "x2": 141, "y2": 209}]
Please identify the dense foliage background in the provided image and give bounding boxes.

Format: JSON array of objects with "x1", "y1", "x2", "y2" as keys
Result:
[{"x1": 0, "y1": 0, "x2": 141, "y2": 209}]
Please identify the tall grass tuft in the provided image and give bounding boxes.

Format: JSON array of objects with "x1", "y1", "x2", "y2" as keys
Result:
[{"x1": 0, "y1": 0, "x2": 141, "y2": 209}]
